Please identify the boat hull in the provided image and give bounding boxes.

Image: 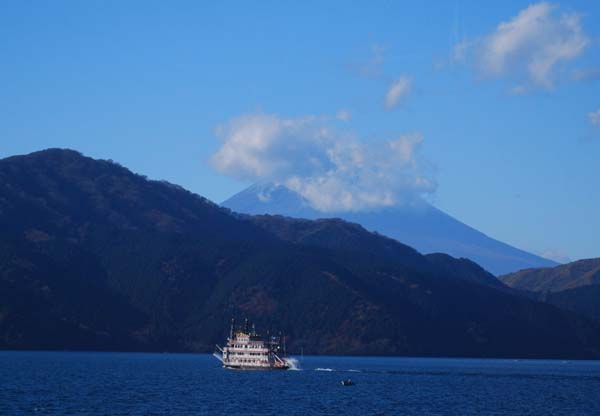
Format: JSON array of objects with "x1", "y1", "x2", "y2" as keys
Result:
[{"x1": 223, "y1": 364, "x2": 289, "y2": 371}]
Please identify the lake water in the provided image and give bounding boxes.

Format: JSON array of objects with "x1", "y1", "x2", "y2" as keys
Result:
[{"x1": 1, "y1": 351, "x2": 599, "y2": 415}]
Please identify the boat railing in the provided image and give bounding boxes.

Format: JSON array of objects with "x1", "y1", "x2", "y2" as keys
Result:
[{"x1": 272, "y1": 352, "x2": 286, "y2": 364}]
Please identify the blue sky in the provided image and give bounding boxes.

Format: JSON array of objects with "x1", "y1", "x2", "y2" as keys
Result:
[{"x1": 1, "y1": 1, "x2": 599, "y2": 262}]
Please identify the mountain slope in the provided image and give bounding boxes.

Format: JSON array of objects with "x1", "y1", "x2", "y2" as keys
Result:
[
  {"x1": 541, "y1": 285, "x2": 600, "y2": 322},
  {"x1": 500, "y1": 258, "x2": 600, "y2": 293},
  {"x1": 500, "y1": 259, "x2": 600, "y2": 323},
  {"x1": 222, "y1": 183, "x2": 557, "y2": 276},
  {"x1": 243, "y1": 214, "x2": 507, "y2": 290},
  {"x1": 0, "y1": 149, "x2": 598, "y2": 358}
]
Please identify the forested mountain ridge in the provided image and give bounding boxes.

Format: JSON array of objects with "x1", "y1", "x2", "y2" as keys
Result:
[
  {"x1": 501, "y1": 259, "x2": 600, "y2": 322},
  {"x1": 501, "y1": 258, "x2": 600, "y2": 293},
  {"x1": 1, "y1": 149, "x2": 599, "y2": 359}
]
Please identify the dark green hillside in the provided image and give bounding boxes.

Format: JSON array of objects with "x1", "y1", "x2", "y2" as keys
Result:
[
  {"x1": 0, "y1": 149, "x2": 270, "y2": 243},
  {"x1": 542, "y1": 284, "x2": 600, "y2": 322},
  {"x1": 425, "y1": 253, "x2": 507, "y2": 289},
  {"x1": 500, "y1": 258, "x2": 600, "y2": 293},
  {"x1": 501, "y1": 259, "x2": 600, "y2": 323},
  {"x1": 1, "y1": 149, "x2": 599, "y2": 358},
  {"x1": 248, "y1": 215, "x2": 507, "y2": 290}
]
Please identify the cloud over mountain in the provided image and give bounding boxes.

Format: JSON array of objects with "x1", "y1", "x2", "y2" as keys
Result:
[
  {"x1": 454, "y1": 2, "x2": 589, "y2": 90},
  {"x1": 211, "y1": 113, "x2": 435, "y2": 212}
]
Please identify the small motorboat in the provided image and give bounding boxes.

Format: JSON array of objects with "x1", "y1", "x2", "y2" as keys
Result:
[{"x1": 341, "y1": 379, "x2": 355, "y2": 386}]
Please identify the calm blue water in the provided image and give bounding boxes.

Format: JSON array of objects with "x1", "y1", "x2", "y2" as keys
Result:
[{"x1": 1, "y1": 351, "x2": 599, "y2": 415}]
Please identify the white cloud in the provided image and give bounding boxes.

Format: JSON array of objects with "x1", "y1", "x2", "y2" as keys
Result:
[
  {"x1": 455, "y1": 2, "x2": 589, "y2": 89},
  {"x1": 588, "y1": 108, "x2": 600, "y2": 126},
  {"x1": 508, "y1": 85, "x2": 529, "y2": 96},
  {"x1": 336, "y1": 109, "x2": 352, "y2": 121},
  {"x1": 211, "y1": 113, "x2": 435, "y2": 212},
  {"x1": 385, "y1": 76, "x2": 412, "y2": 109},
  {"x1": 572, "y1": 67, "x2": 600, "y2": 82}
]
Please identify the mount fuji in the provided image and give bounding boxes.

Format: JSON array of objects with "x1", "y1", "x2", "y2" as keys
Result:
[{"x1": 222, "y1": 183, "x2": 557, "y2": 275}]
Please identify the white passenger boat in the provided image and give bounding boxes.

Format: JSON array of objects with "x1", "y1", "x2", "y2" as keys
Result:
[{"x1": 214, "y1": 318, "x2": 290, "y2": 370}]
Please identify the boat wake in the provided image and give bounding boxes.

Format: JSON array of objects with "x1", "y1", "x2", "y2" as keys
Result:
[
  {"x1": 313, "y1": 368, "x2": 363, "y2": 373},
  {"x1": 284, "y1": 357, "x2": 301, "y2": 370}
]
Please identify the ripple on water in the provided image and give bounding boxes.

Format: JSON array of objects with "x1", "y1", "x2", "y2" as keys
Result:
[{"x1": 1, "y1": 352, "x2": 599, "y2": 416}]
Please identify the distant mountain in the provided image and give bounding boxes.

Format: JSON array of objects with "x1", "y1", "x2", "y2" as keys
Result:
[
  {"x1": 500, "y1": 258, "x2": 600, "y2": 292},
  {"x1": 223, "y1": 183, "x2": 557, "y2": 275},
  {"x1": 500, "y1": 259, "x2": 600, "y2": 322},
  {"x1": 1, "y1": 149, "x2": 599, "y2": 359}
]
